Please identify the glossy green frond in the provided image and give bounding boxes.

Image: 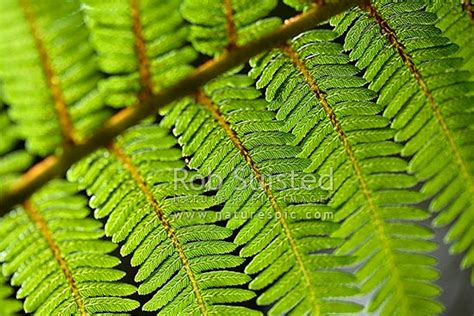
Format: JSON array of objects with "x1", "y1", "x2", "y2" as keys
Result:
[
  {"x1": 83, "y1": 0, "x2": 196, "y2": 108},
  {"x1": 0, "y1": 274, "x2": 22, "y2": 316},
  {"x1": 161, "y1": 75, "x2": 361, "y2": 315},
  {"x1": 68, "y1": 124, "x2": 258, "y2": 315},
  {"x1": 181, "y1": 0, "x2": 281, "y2": 56},
  {"x1": 251, "y1": 29, "x2": 442, "y2": 314},
  {"x1": 332, "y1": 0, "x2": 474, "y2": 279},
  {"x1": 427, "y1": 0, "x2": 474, "y2": 79},
  {"x1": 0, "y1": 94, "x2": 33, "y2": 195},
  {"x1": 0, "y1": 0, "x2": 111, "y2": 155},
  {"x1": 0, "y1": 180, "x2": 139, "y2": 315}
]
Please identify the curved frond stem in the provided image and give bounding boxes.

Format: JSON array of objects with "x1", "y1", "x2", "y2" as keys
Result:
[
  {"x1": 462, "y1": 0, "x2": 474, "y2": 21},
  {"x1": 224, "y1": 0, "x2": 238, "y2": 50},
  {"x1": 195, "y1": 90, "x2": 322, "y2": 315},
  {"x1": 22, "y1": 200, "x2": 87, "y2": 316},
  {"x1": 281, "y1": 44, "x2": 410, "y2": 314},
  {"x1": 0, "y1": 0, "x2": 364, "y2": 215},
  {"x1": 108, "y1": 143, "x2": 208, "y2": 315},
  {"x1": 129, "y1": 0, "x2": 153, "y2": 99},
  {"x1": 363, "y1": 2, "x2": 474, "y2": 196},
  {"x1": 19, "y1": 0, "x2": 77, "y2": 146}
]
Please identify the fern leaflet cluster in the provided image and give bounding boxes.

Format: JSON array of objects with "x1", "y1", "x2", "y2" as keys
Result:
[
  {"x1": 0, "y1": 94, "x2": 33, "y2": 195},
  {"x1": 83, "y1": 0, "x2": 196, "y2": 108},
  {"x1": 181, "y1": 0, "x2": 280, "y2": 56},
  {"x1": 68, "y1": 124, "x2": 258, "y2": 314},
  {"x1": 331, "y1": 0, "x2": 474, "y2": 281},
  {"x1": 0, "y1": 0, "x2": 110, "y2": 155},
  {"x1": 0, "y1": 273, "x2": 22, "y2": 316},
  {"x1": 0, "y1": 180, "x2": 138, "y2": 314},
  {"x1": 427, "y1": 0, "x2": 474, "y2": 79},
  {"x1": 161, "y1": 75, "x2": 361, "y2": 315},
  {"x1": 250, "y1": 28, "x2": 442, "y2": 314}
]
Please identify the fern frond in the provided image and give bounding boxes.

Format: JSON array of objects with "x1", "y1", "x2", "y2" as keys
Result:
[
  {"x1": 0, "y1": 0, "x2": 111, "y2": 155},
  {"x1": 251, "y1": 28, "x2": 443, "y2": 314},
  {"x1": 160, "y1": 75, "x2": 361, "y2": 315},
  {"x1": 332, "y1": 0, "x2": 474, "y2": 280},
  {"x1": 427, "y1": 0, "x2": 474, "y2": 79},
  {"x1": 0, "y1": 179, "x2": 139, "y2": 315},
  {"x1": 0, "y1": 274, "x2": 22, "y2": 316},
  {"x1": 68, "y1": 124, "x2": 258, "y2": 314},
  {"x1": 82, "y1": 0, "x2": 196, "y2": 108},
  {"x1": 181, "y1": 0, "x2": 280, "y2": 56}
]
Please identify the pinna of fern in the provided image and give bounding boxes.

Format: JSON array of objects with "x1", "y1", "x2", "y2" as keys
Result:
[
  {"x1": 181, "y1": 0, "x2": 281, "y2": 55},
  {"x1": 82, "y1": 0, "x2": 197, "y2": 108},
  {"x1": 68, "y1": 123, "x2": 259, "y2": 315},
  {"x1": 250, "y1": 27, "x2": 442, "y2": 315},
  {"x1": 0, "y1": 179, "x2": 139, "y2": 315},
  {"x1": 331, "y1": 0, "x2": 474, "y2": 282},
  {"x1": 160, "y1": 75, "x2": 361, "y2": 315},
  {"x1": 0, "y1": 0, "x2": 111, "y2": 156},
  {"x1": 427, "y1": 0, "x2": 474, "y2": 79}
]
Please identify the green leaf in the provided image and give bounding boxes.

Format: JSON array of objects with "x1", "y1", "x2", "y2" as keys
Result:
[
  {"x1": 0, "y1": 93, "x2": 33, "y2": 195},
  {"x1": 0, "y1": 274, "x2": 22, "y2": 316},
  {"x1": 83, "y1": 0, "x2": 196, "y2": 107},
  {"x1": 69, "y1": 123, "x2": 259, "y2": 314}
]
